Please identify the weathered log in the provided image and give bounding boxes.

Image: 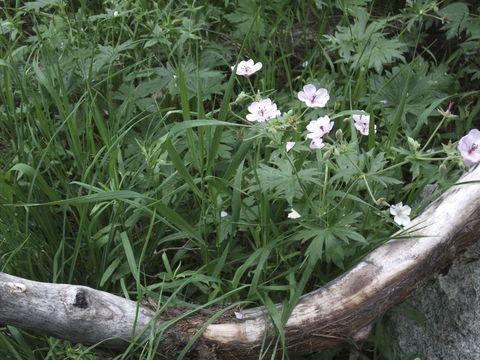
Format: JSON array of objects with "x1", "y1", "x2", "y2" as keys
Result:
[
  {"x1": 1, "y1": 165, "x2": 479, "y2": 359},
  {"x1": 0, "y1": 273, "x2": 156, "y2": 349}
]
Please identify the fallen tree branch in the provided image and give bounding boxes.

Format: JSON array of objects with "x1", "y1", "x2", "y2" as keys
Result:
[
  {"x1": 1, "y1": 166, "x2": 479, "y2": 359},
  {"x1": 0, "y1": 273, "x2": 156, "y2": 350}
]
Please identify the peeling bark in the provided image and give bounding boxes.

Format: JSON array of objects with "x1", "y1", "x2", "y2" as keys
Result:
[{"x1": 1, "y1": 166, "x2": 479, "y2": 358}]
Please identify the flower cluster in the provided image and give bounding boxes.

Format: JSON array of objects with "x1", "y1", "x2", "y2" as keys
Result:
[
  {"x1": 233, "y1": 59, "x2": 282, "y2": 123},
  {"x1": 229, "y1": 58, "x2": 427, "y2": 227},
  {"x1": 306, "y1": 115, "x2": 333, "y2": 149}
]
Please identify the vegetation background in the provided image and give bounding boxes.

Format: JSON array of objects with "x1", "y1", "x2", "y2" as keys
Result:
[{"x1": 0, "y1": 0, "x2": 479, "y2": 358}]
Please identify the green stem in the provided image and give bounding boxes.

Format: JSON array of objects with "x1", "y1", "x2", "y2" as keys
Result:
[
  {"x1": 362, "y1": 174, "x2": 377, "y2": 204},
  {"x1": 421, "y1": 116, "x2": 447, "y2": 152},
  {"x1": 247, "y1": 77, "x2": 256, "y2": 95}
]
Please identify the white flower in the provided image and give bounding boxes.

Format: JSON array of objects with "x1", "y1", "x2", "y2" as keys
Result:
[
  {"x1": 297, "y1": 84, "x2": 329, "y2": 108},
  {"x1": 246, "y1": 98, "x2": 281, "y2": 122},
  {"x1": 306, "y1": 116, "x2": 334, "y2": 139},
  {"x1": 233, "y1": 59, "x2": 262, "y2": 77},
  {"x1": 113, "y1": 10, "x2": 119, "y2": 17},
  {"x1": 458, "y1": 129, "x2": 480, "y2": 166},
  {"x1": 220, "y1": 211, "x2": 229, "y2": 218},
  {"x1": 309, "y1": 137, "x2": 325, "y2": 150},
  {"x1": 390, "y1": 202, "x2": 411, "y2": 227},
  {"x1": 234, "y1": 311, "x2": 244, "y2": 320},
  {"x1": 286, "y1": 141, "x2": 296, "y2": 152},
  {"x1": 287, "y1": 209, "x2": 301, "y2": 219},
  {"x1": 353, "y1": 113, "x2": 376, "y2": 136}
]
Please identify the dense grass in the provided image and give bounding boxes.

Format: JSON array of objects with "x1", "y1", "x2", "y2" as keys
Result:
[{"x1": 0, "y1": 0, "x2": 479, "y2": 359}]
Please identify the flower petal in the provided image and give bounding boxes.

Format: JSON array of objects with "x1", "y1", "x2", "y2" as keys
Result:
[
  {"x1": 253, "y1": 62, "x2": 263, "y2": 72},
  {"x1": 287, "y1": 209, "x2": 301, "y2": 219},
  {"x1": 302, "y1": 84, "x2": 316, "y2": 96},
  {"x1": 234, "y1": 311, "x2": 244, "y2": 320},
  {"x1": 394, "y1": 214, "x2": 411, "y2": 227},
  {"x1": 402, "y1": 205, "x2": 411, "y2": 216},
  {"x1": 297, "y1": 90, "x2": 309, "y2": 102},
  {"x1": 309, "y1": 137, "x2": 325, "y2": 150},
  {"x1": 286, "y1": 141, "x2": 296, "y2": 152}
]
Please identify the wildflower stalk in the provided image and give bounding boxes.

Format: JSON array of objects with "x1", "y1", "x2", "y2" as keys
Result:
[
  {"x1": 373, "y1": 160, "x2": 409, "y2": 175},
  {"x1": 421, "y1": 115, "x2": 447, "y2": 152},
  {"x1": 321, "y1": 162, "x2": 329, "y2": 216},
  {"x1": 246, "y1": 77, "x2": 256, "y2": 95},
  {"x1": 361, "y1": 174, "x2": 378, "y2": 204}
]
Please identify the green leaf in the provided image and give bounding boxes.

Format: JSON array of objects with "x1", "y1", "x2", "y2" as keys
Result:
[
  {"x1": 169, "y1": 120, "x2": 247, "y2": 139},
  {"x1": 327, "y1": 8, "x2": 406, "y2": 72},
  {"x1": 163, "y1": 137, "x2": 202, "y2": 198},
  {"x1": 120, "y1": 232, "x2": 139, "y2": 283},
  {"x1": 23, "y1": 0, "x2": 60, "y2": 10},
  {"x1": 438, "y1": 2, "x2": 469, "y2": 39},
  {"x1": 10, "y1": 164, "x2": 60, "y2": 202},
  {"x1": 253, "y1": 158, "x2": 320, "y2": 204},
  {"x1": 100, "y1": 258, "x2": 122, "y2": 287}
]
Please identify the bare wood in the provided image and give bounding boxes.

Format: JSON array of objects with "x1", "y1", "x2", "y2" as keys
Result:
[
  {"x1": 0, "y1": 273, "x2": 156, "y2": 349},
  {"x1": 1, "y1": 165, "x2": 479, "y2": 358}
]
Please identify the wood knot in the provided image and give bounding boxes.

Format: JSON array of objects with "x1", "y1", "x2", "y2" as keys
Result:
[
  {"x1": 5, "y1": 282, "x2": 27, "y2": 293},
  {"x1": 73, "y1": 290, "x2": 88, "y2": 308}
]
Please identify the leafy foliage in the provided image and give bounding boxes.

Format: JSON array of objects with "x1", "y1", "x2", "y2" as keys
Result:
[{"x1": 326, "y1": 9, "x2": 407, "y2": 73}]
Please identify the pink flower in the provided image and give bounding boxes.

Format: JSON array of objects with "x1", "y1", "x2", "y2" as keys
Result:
[
  {"x1": 458, "y1": 129, "x2": 480, "y2": 166},
  {"x1": 246, "y1": 98, "x2": 281, "y2": 122},
  {"x1": 309, "y1": 137, "x2": 325, "y2": 150},
  {"x1": 306, "y1": 116, "x2": 334, "y2": 139},
  {"x1": 233, "y1": 59, "x2": 262, "y2": 77},
  {"x1": 353, "y1": 113, "x2": 376, "y2": 136},
  {"x1": 297, "y1": 84, "x2": 329, "y2": 108}
]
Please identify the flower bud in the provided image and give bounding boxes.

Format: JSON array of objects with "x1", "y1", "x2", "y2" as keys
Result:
[
  {"x1": 375, "y1": 197, "x2": 389, "y2": 208},
  {"x1": 407, "y1": 136, "x2": 420, "y2": 151},
  {"x1": 437, "y1": 102, "x2": 458, "y2": 120},
  {"x1": 439, "y1": 163, "x2": 448, "y2": 175},
  {"x1": 234, "y1": 91, "x2": 247, "y2": 103},
  {"x1": 323, "y1": 149, "x2": 332, "y2": 160},
  {"x1": 335, "y1": 129, "x2": 343, "y2": 141}
]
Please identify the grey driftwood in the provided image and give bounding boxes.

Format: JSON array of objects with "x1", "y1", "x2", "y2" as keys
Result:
[{"x1": 0, "y1": 165, "x2": 479, "y2": 359}]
